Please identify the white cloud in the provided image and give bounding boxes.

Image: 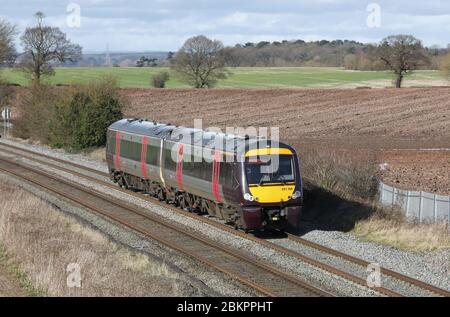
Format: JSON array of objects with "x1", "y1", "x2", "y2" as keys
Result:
[
  {"x1": 2, "y1": 0, "x2": 449, "y2": 51},
  {"x1": 218, "y1": 12, "x2": 249, "y2": 26}
]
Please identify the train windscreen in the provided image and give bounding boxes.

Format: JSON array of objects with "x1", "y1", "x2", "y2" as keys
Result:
[{"x1": 245, "y1": 155, "x2": 295, "y2": 185}]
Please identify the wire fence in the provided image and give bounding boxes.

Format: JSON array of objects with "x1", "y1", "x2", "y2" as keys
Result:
[{"x1": 379, "y1": 182, "x2": 450, "y2": 225}]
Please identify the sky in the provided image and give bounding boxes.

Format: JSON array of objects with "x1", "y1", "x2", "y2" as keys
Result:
[{"x1": 1, "y1": 0, "x2": 449, "y2": 52}]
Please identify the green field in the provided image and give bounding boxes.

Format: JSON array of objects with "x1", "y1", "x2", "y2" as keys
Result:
[{"x1": 0, "y1": 67, "x2": 445, "y2": 88}]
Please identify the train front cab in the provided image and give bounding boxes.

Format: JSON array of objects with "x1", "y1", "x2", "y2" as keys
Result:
[{"x1": 238, "y1": 147, "x2": 303, "y2": 232}]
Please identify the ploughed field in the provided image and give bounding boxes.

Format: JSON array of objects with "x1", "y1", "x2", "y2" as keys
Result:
[
  {"x1": 123, "y1": 88, "x2": 450, "y2": 195},
  {"x1": 379, "y1": 150, "x2": 450, "y2": 195}
]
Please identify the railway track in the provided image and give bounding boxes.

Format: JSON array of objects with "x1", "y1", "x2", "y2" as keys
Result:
[
  {"x1": 0, "y1": 153, "x2": 330, "y2": 297},
  {"x1": 1, "y1": 141, "x2": 449, "y2": 297}
]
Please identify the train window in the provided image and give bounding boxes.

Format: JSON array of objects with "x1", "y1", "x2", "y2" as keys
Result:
[
  {"x1": 220, "y1": 162, "x2": 234, "y2": 188},
  {"x1": 108, "y1": 133, "x2": 116, "y2": 154},
  {"x1": 119, "y1": 139, "x2": 127, "y2": 158},
  {"x1": 146, "y1": 144, "x2": 159, "y2": 166},
  {"x1": 202, "y1": 160, "x2": 212, "y2": 181},
  {"x1": 133, "y1": 141, "x2": 142, "y2": 161},
  {"x1": 164, "y1": 148, "x2": 177, "y2": 171},
  {"x1": 189, "y1": 156, "x2": 201, "y2": 179},
  {"x1": 121, "y1": 139, "x2": 141, "y2": 161},
  {"x1": 183, "y1": 153, "x2": 194, "y2": 177}
]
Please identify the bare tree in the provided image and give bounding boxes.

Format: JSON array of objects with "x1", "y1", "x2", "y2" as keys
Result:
[
  {"x1": 440, "y1": 53, "x2": 450, "y2": 82},
  {"x1": 19, "y1": 12, "x2": 82, "y2": 85},
  {"x1": 171, "y1": 35, "x2": 228, "y2": 88},
  {"x1": 378, "y1": 35, "x2": 429, "y2": 88},
  {"x1": 0, "y1": 19, "x2": 16, "y2": 66}
]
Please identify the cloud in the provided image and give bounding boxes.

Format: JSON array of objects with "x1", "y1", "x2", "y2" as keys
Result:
[{"x1": 1, "y1": 0, "x2": 448, "y2": 51}]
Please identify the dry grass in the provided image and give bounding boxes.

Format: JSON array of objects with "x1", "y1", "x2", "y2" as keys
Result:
[
  {"x1": 301, "y1": 146, "x2": 450, "y2": 252},
  {"x1": 352, "y1": 182, "x2": 450, "y2": 252},
  {"x1": 0, "y1": 179, "x2": 198, "y2": 297},
  {"x1": 354, "y1": 217, "x2": 450, "y2": 252},
  {"x1": 82, "y1": 147, "x2": 106, "y2": 162},
  {"x1": 0, "y1": 245, "x2": 39, "y2": 296}
]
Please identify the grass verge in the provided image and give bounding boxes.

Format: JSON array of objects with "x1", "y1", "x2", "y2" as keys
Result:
[
  {"x1": 354, "y1": 209, "x2": 450, "y2": 252},
  {"x1": 301, "y1": 147, "x2": 450, "y2": 252},
  {"x1": 0, "y1": 177, "x2": 201, "y2": 296},
  {"x1": 0, "y1": 244, "x2": 44, "y2": 296}
]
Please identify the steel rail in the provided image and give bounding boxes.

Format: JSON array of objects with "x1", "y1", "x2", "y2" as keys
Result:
[
  {"x1": 0, "y1": 155, "x2": 330, "y2": 297},
  {"x1": 286, "y1": 233, "x2": 450, "y2": 297},
  {"x1": 2, "y1": 142, "x2": 449, "y2": 297}
]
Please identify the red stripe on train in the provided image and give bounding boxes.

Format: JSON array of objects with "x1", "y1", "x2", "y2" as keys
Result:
[
  {"x1": 115, "y1": 131, "x2": 121, "y2": 170},
  {"x1": 212, "y1": 150, "x2": 222, "y2": 203},
  {"x1": 141, "y1": 136, "x2": 148, "y2": 179},
  {"x1": 176, "y1": 144, "x2": 184, "y2": 191}
]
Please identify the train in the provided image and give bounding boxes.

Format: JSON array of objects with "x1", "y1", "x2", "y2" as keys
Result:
[{"x1": 106, "y1": 118, "x2": 303, "y2": 232}]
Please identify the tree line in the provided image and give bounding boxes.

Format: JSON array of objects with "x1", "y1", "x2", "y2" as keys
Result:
[{"x1": 222, "y1": 39, "x2": 448, "y2": 70}]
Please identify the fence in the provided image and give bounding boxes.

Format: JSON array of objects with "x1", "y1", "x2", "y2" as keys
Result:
[{"x1": 379, "y1": 182, "x2": 450, "y2": 225}]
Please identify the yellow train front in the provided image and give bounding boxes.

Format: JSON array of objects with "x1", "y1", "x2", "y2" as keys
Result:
[
  {"x1": 106, "y1": 119, "x2": 303, "y2": 233},
  {"x1": 235, "y1": 143, "x2": 303, "y2": 232}
]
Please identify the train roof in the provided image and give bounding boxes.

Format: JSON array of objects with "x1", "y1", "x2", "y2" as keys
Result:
[{"x1": 108, "y1": 118, "x2": 293, "y2": 155}]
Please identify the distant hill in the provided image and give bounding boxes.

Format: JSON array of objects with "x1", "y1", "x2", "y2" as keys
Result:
[{"x1": 64, "y1": 51, "x2": 170, "y2": 67}]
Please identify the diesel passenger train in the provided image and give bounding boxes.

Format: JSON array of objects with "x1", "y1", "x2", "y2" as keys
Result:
[{"x1": 106, "y1": 118, "x2": 303, "y2": 232}]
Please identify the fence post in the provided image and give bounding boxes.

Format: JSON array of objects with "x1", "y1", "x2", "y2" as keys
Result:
[
  {"x1": 434, "y1": 194, "x2": 438, "y2": 222},
  {"x1": 406, "y1": 191, "x2": 410, "y2": 218},
  {"x1": 419, "y1": 192, "x2": 423, "y2": 223},
  {"x1": 392, "y1": 187, "x2": 396, "y2": 206}
]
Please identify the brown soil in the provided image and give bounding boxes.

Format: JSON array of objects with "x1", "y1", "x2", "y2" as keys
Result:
[
  {"x1": 122, "y1": 87, "x2": 450, "y2": 195},
  {"x1": 378, "y1": 150, "x2": 450, "y2": 195},
  {"x1": 8, "y1": 87, "x2": 450, "y2": 194},
  {"x1": 122, "y1": 88, "x2": 450, "y2": 142}
]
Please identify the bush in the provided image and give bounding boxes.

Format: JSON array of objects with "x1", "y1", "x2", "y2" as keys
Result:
[
  {"x1": 301, "y1": 148, "x2": 378, "y2": 200},
  {"x1": 12, "y1": 84, "x2": 60, "y2": 142},
  {"x1": 49, "y1": 77, "x2": 124, "y2": 151},
  {"x1": 12, "y1": 78, "x2": 124, "y2": 150},
  {"x1": 0, "y1": 78, "x2": 14, "y2": 108},
  {"x1": 151, "y1": 71, "x2": 170, "y2": 88}
]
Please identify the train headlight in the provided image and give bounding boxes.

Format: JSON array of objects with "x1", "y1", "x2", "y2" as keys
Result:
[
  {"x1": 292, "y1": 191, "x2": 302, "y2": 200},
  {"x1": 244, "y1": 193, "x2": 255, "y2": 202}
]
